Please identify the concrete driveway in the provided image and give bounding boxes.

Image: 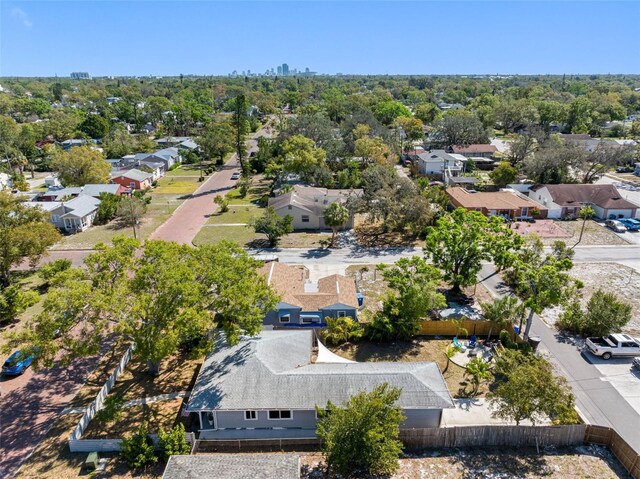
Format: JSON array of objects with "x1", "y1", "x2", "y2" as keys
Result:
[{"x1": 584, "y1": 353, "x2": 640, "y2": 417}]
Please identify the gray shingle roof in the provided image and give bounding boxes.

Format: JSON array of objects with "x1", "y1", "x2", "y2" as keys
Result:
[
  {"x1": 81, "y1": 184, "x2": 121, "y2": 197},
  {"x1": 163, "y1": 454, "x2": 300, "y2": 479},
  {"x1": 59, "y1": 195, "x2": 100, "y2": 218},
  {"x1": 187, "y1": 330, "x2": 453, "y2": 412},
  {"x1": 116, "y1": 168, "x2": 154, "y2": 182}
]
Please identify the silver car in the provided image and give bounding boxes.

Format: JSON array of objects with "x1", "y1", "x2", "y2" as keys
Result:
[{"x1": 605, "y1": 219, "x2": 627, "y2": 233}]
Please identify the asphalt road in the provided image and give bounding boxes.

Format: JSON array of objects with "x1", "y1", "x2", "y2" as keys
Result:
[{"x1": 478, "y1": 263, "x2": 640, "y2": 452}]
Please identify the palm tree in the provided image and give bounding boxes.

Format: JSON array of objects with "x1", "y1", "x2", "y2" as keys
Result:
[
  {"x1": 465, "y1": 357, "x2": 492, "y2": 396},
  {"x1": 323, "y1": 201, "x2": 350, "y2": 248}
]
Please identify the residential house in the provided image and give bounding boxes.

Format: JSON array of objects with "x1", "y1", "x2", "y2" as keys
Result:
[
  {"x1": 416, "y1": 150, "x2": 467, "y2": 181},
  {"x1": 111, "y1": 169, "x2": 154, "y2": 190},
  {"x1": 37, "y1": 184, "x2": 125, "y2": 202},
  {"x1": 528, "y1": 184, "x2": 639, "y2": 220},
  {"x1": 156, "y1": 136, "x2": 191, "y2": 148},
  {"x1": 450, "y1": 144, "x2": 498, "y2": 159},
  {"x1": 446, "y1": 187, "x2": 547, "y2": 219},
  {"x1": 28, "y1": 195, "x2": 100, "y2": 233},
  {"x1": 268, "y1": 185, "x2": 362, "y2": 230},
  {"x1": 163, "y1": 454, "x2": 301, "y2": 479},
  {"x1": 259, "y1": 262, "x2": 358, "y2": 328},
  {"x1": 59, "y1": 139, "x2": 87, "y2": 150},
  {"x1": 134, "y1": 147, "x2": 181, "y2": 171},
  {"x1": 58, "y1": 195, "x2": 101, "y2": 232},
  {"x1": 185, "y1": 330, "x2": 454, "y2": 440}
]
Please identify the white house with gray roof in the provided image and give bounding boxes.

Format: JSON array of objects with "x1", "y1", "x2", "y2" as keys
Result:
[{"x1": 186, "y1": 330, "x2": 453, "y2": 440}]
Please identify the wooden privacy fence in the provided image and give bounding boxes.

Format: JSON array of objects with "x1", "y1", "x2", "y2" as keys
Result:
[
  {"x1": 400, "y1": 424, "x2": 586, "y2": 449},
  {"x1": 419, "y1": 320, "x2": 519, "y2": 339},
  {"x1": 585, "y1": 425, "x2": 640, "y2": 479},
  {"x1": 68, "y1": 344, "x2": 134, "y2": 451}
]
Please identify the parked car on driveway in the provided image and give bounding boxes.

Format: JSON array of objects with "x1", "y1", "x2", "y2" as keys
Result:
[
  {"x1": 605, "y1": 219, "x2": 627, "y2": 233},
  {"x1": 633, "y1": 357, "x2": 640, "y2": 371},
  {"x1": 619, "y1": 218, "x2": 640, "y2": 231},
  {"x1": 230, "y1": 172, "x2": 241, "y2": 180},
  {"x1": 2, "y1": 350, "x2": 38, "y2": 376},
  {"x1": 586, "y1": 334, "x2": 640, "y2": 360}
]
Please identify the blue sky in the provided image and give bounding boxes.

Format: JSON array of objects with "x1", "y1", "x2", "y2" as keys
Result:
[{"x1": 1, "y1": 1, "x2": 639, "y2": 76}]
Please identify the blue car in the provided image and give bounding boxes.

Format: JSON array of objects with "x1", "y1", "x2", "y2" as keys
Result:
[
  {"x1": 619, "y1": 218, "x2": 640, "y2": 231},
  {"x1": 2, "y1": 350, "x2": 37, "y2": 376}
]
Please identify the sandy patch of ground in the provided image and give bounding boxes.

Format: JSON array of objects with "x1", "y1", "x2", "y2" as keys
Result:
[
  {"x1": 540, "y1": 262, "x2": 640, "y2": 335},
  {"x1": 511, "y1": 220, "x2": 570, "y2": 238},
  {"x1": 301, "y1": 444, "x2": 630, "y2": 478}
]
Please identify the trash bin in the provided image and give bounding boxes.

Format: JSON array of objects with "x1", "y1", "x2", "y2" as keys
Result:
[{"x1": 528, "y1": 336, "x2": 542, "y2": 352}]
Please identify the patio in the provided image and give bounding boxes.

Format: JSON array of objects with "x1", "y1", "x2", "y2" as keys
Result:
[{"x1": 450, "y1": 342, "x2": 495, "y2": 368}]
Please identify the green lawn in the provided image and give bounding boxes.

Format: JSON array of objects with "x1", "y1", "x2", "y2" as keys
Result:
[
  {"x1": 193, "y1": 225, "x2": 263, "y2": 246},
  {"x1": 51, "y1": 193, "x2": 182, "y2": 250},
  {"x1": 206, "y1": 205, "x2": 263, "y2": 225},
  {"x1": 154, "y1": 174, "x2": 203, "y2": 195}
]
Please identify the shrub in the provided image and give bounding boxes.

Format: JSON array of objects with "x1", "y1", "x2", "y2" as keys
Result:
[
  {"x1": 39, "y1": 258, "x2": 72, "y2": 282},
  {"x1": 0, "y1": 286, "x2": 39, "y2": 323},
  {"x1": 120, "y1": 422, "x2": 157, "y2": 469},
  {"x1": 94, "y1": 394, "x2": 124, "y2": 423},
  {"x1": 323, "y1": 316, "x2": 363, "y2": 346},
  {"x1": 158, "y1": 423, "x2": 190, "y2": 461},
  {"x1": 213, "y1": 195, "x2": 229, "y2": 213},
  {"x1": 557, "y1": 290, "x2": 632, "y2": 336},
  {"x1": 557, "y1": 299, "x2": 585, "y2": 333}
]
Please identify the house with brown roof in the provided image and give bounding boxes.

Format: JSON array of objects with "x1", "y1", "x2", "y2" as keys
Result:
[
  {"x1": 528, "y1": 184, "x2": 639, "y2": 220},
  {"x1": 268, "y1": 185, "x2": 362, "y2": 231},
  {"x1": 450, "y1": 144, "x2": 498, "y2": 158},
  {"x1": 446, "y1": 187, "x2": 547, "y2": 219},
  {"x1": 258, "y1": 262, "x2": 359, "y2": 327}
]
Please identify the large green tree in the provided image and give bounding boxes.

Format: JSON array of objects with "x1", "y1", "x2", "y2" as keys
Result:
[
  {"x1": 489, "y1": 350, "x2": 579, "y2": 425},
  {"x1": 250, "y1": 207, "x2": 293, "y2": 247},
  {"x1": 199, "y1": 121, "x2": 234, "y2": 164},
  {"x1": 374, "y1": 257, "x2": 446, "y2": 339},
  {"x1": 6, "y1": 238, "x2": 278, "y2": 374},
  {"x1": 316, "y1": 383, "x2": 405, "y2": 477},
  {"x1": 0, "y1": 192, "x2": 61, "y2": 286},
  {"x1": 51, "y1": 145, "x2": 111, "y2": 186},
  {"x1": 425, "y1": 208, "x2": 520, "y2": 292},
  {"x1": 231, "y1": 94, "x2": 250, "y2": 173}
]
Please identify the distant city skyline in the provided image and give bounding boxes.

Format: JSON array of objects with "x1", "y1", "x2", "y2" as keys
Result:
[
  {"x1": 1, "y1": 1, "x2": 639, "y2": 76},
  {"x1": 229, "y1": 63, "x2": 317, "y2": 78}
]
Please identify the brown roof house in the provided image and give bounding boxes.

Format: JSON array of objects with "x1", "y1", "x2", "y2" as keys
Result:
[
  {"x1": 451, "y1": 144, "x2": 498, "y2": 158},
  {"x1": 268, "y1": 185, "x2": 362, "y2": 231},
  {"x1": 528, "y1": 184, "x2": 639, "y2": 220},
  {"x1": 446, "y1": 187, "x2": 547, "y2": 219},
  {"x1": 258, "y1": 262, "x2": 359, "y2": 328}
]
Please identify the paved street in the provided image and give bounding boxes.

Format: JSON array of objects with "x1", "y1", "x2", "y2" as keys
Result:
[
  {"x1": 149, "y1": 125, "x2": 270, "y2": 244},
  {"x1": 0, "y1": 354, "x2": 101, "y2": 478},
  {"x1": 478, "y1": 264, "x2": 640, "y2": 452}
]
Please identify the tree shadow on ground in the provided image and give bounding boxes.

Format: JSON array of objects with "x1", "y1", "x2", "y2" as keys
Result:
[
  {"x1": 355, "y1": 224, "x2": 420, "y2": 248},
  {"x1": 333, "y1": 339, "x2": 424, "y2": 363},
  {"x1": 449, "y1": 447, "x2": 549, "y2": 478}
]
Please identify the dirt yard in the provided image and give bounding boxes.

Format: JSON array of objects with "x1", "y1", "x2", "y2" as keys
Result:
[
  {"x1": 301, "y1": 444, "x2": 630, "y2": 478},
  {"x1": 510, "y1": 219, "x2": 627, "y2": 246},
  {"x1": 345, "y1": 265, "x2": 494, "y2": 315},
  {"x1": 331, "y1": 338, "x2": 486, "y2": 399},
  {"x1": 540, "y1": 262, "x2": 640, "y2": 335}
]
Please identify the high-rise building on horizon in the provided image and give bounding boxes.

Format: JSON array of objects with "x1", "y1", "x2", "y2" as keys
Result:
[
  {"x1": 277, "y1": 65, "x2": 283, "y2": 75},
  {"x1": 282, "y1": 63, "x2": 289, "y2": 76},
  {"x1": 70, "y1": 71, "x2": 91, "y2": 79}
]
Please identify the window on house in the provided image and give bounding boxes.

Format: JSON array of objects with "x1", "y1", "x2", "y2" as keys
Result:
[
  {"x1": 130, "y1": 182, "x2": 136, "y2": 189},
  {"x1": 288, "y1": 205, "x2": 292, "y2": 210},
  {"x1": 301, "y1": 315, "x2": 317, "y2": 323},
  {"x1": 301, "y1": 215, "x2": 310, "y2": 223},
  {"x1": 337, "y1": 311, "x2": 346, "y2": 317},
  {"x1": 268, "y1": 410, "x2": 292, "y2": 420},
  {"x1": 51, "y1": 215, "x2": 59, "y2": 222},
  {"x1": 280, "y1": 314, "x2": 290, "y2": 323},
  {"x1": 245, "y1": 410, "x2": 257, "y2": 420}
]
